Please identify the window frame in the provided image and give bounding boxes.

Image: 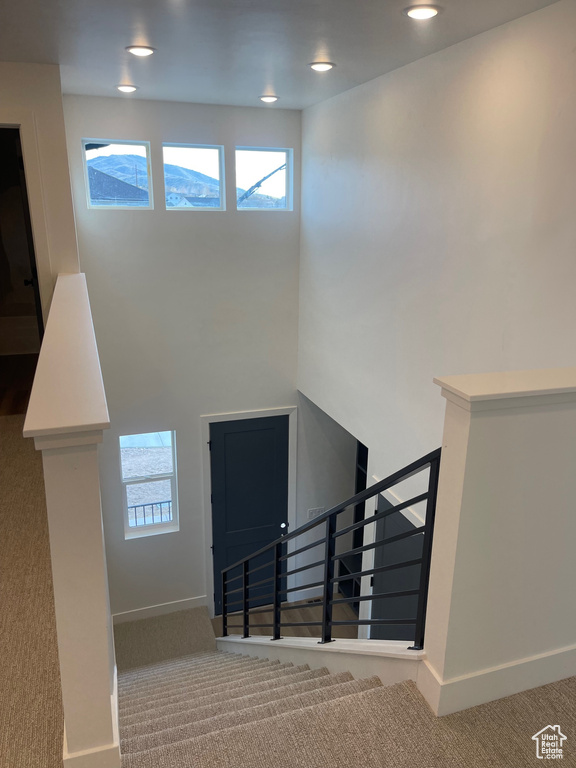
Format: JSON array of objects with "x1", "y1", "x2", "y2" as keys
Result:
[
  {"x1": 82, "y1": 138, "x2": 154, "y2": 211},
  {"x1": 235, "y1": 146, "x2": 293, "y2": 212},
  {"x1": 120, "y1": 430, "x2": 179, "y2": 540},
  {"x1": 162, "y1": 142, "x2": 226, "y2": 211}
]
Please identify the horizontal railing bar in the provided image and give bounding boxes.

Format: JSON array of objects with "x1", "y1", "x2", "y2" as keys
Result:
[
  {"x1": 246, "y1": 560, "x2": 276, "y2": 578},
  {"x1": 332, "y1": 589, "x2": 420, "y2": 605},
  {"x1": 333, "y1": 493, "x2": 428, "y2": 539},
  {"x1": 222, "y1": 448, "x2": 441, "y2": 574},
  {"x1": 332, "y1": 619, "x2": 417, "y2": 626},
  {"x1": 224, "y1": 572, "x2": 243, "y2": 584},
  {"x1": 279, "y1": 581, "x2": 324, "y2": 595},
  {"x1": 332, "y1": 526, "x2": 425, "y2": 561},
  {"x1": 226, "y1": 599, "x2": 243, "y2": 608},
  {"x1": 281, "y1": 622, "x2": 323, "y2": 627},
  {"x1": 245, "y1": 606, "x2": 274, "y2": 616},
  {"x1": 332, "y1": 558, "x2": 423, "y2": 582},
  {"x1": 127, "y1": 500, "x2": 171, "y2": 510},
  {"x1": 281, "y1": 601, "x2": 322, "y2": 612},
  {"x1": 247, "y1": 623, "x2": 274, "y2": 628},
  {"x1": 227, "y1": 587, "x2": 243, "y2": 595},
  {"x1": 283, "y1": 560, "x2": 325, "y2": 578},
  {"x1": 246, "y1": 592, "x2": 275, "y2": 603},
  {"x1": 279, "y1": 538, "x2": 326, "y2": 562},
  {"x1": 247, "y1": 576, "x2": 274, "y2": 590}
]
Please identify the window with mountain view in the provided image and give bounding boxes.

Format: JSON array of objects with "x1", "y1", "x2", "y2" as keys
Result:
[
  {"x1": 236, "y1": 148, "x2": 292, "y2": 210},
  {"x1": 163, "y1": 144, "x2": 224, "y2": 210},
  {"x1": 82, "y1": 140, "x2": 152, "y2": 209}
]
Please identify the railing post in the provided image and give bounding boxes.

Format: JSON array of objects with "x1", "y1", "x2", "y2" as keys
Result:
[
  {"x1": 409, "y1": 452, "x2": 441, "y2": 651},
  {"x1": 242, "y1": 560, "x2": 250, "y2": 638},
  {"x1": 221, "y1": 570, "x2": 228, "y2": 637},
  {"x1": 319, "y1": 513, "x2": 337, "y2": 644},
  {"x1": 271, "y1": 541, "x2": 283, "y2": 640}
]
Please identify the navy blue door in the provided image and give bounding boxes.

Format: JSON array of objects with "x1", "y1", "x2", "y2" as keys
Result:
[{"x1": 210, "y1": 415, "x2": 289, "y2": 615}]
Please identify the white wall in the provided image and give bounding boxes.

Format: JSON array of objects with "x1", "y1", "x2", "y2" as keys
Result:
[
  {"x1": 0, "y1": 63, "x2": 79, "y2": 315},
  {"x1": 63, "y1": 95, "x2": 301, "y2": 616},
  {"x1": 298, "y1": 0, "x2": 576, "y2": 480}
]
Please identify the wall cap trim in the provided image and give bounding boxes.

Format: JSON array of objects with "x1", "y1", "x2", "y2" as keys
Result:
[{"x1": 434, "y1": 368, "x2": 576, "y2": 412}]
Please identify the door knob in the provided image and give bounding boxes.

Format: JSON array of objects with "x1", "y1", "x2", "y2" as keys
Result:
[{"x1": 280, "y1": 522, "x2": 289, "y2": 536}]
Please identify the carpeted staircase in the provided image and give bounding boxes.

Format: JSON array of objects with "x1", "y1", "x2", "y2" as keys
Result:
[
  {"x1": 118, "y1": 650, "x2": 386, "y2": 766},
  {"x1": 115, "y1": 608, "x2": 576, "y2": 768}
]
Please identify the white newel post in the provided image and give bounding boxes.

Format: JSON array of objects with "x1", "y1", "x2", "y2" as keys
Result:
[
  {"x1": 418, "y1": 368, "x2": 576, "y2": 716},
  {"x1": 24, "y1": 274, "x2": 120, "y2": 768}
]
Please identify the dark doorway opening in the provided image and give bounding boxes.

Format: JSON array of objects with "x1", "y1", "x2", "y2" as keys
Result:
[{"x1": 0, "y1": 127, "x2": 43, "y2": 414}]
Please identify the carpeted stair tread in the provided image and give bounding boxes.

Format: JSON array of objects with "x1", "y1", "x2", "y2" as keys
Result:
[
  {"x1": 119, "y1": 658, "x2": 282, "y2": 704},
  {"x1": 118, "y1": 652, "x2": 247, "y2": 687},
  {"x1": 118, "y1": 652, "x2": 245, "y2": 684},
  {"x1": 119, "y1": 654, "x2": 260, "y2": 688},
  {"x1": 120, "y1": 683, "x2": 415, "y2": 768},
  {"x1": 122, "y1": 676, "x2": 383, "y2": 753},
  {"x1": 120, "y1": 667, "x2": 339, "y2": 740},
  {"x1": 119, "y1": 665, "x2": 321, "y2": 727},
  {"x1": 120, "y1": 661, "x2": 296, "y2": 716}
]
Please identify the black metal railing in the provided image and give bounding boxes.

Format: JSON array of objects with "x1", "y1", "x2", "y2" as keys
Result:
[
  {"x1": 221, "y1": 448, "x2": 441, "y2": 650},
  {"x1": 128, "y1": 500, "x2": 172, "y2": 527}
]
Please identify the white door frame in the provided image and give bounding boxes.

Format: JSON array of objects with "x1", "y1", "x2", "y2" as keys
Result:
[{"x1": 200, "y1": 406, "x2": 297, "y2": 618}]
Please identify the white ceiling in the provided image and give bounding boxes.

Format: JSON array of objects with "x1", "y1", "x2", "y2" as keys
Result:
[{"x1": 0, "y1": 0, "x2": 560, "y2": 110}]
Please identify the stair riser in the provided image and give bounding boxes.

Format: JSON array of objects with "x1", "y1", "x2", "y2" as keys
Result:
[
  {"x1": 120, "y1": 659, "x2": 281, "y2": 703},
  {"x1": 122, "y1": 676, "x2": 382, "y2": 753},
  {"x1": 120, "y1": 666, "x2": 321, "y2": 727},
  {"x1": 119, "y1": 654, "x2": 248, "y2": 687},
  {"x1": 120, "y1": 663, "x2": 299, "y2": 719},
  {"x1": 120, "y1": 668, "x2": 333, "y2": 740}
]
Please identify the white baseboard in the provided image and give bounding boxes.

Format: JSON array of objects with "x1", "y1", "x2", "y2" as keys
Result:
[
  {"x1": 417, "y1": 642, "x2": 576, "y2": 716},
  {"x1": 112, "y1": 595, "x2": 208, "y2": 625}
]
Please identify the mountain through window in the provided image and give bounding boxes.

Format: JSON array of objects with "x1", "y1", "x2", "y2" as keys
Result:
[{"x1": 83, "y1": 140, "x2": 152, "y2": 209}]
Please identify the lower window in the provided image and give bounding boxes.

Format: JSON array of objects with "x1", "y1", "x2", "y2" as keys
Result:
[{"x1": 119, "y1": 430, "x2": 179, "y2": 538}]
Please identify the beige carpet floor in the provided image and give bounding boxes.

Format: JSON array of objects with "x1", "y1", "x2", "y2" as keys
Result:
[
  {"x1": 0, "y1": 414, "x2": 63, "y2": 768},
  {"x1": 114, "y1": 607, "x2": 217, "y2": 670}
]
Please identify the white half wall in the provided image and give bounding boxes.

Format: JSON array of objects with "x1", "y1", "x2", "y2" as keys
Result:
[
  {"x1": 298, "y1": 0, "x2": 576, "y2": 479},
  {"x1": 421, "y1": 369, "x2": 576, "y2": 714},
  {"x1": 63, "y1": 95, "x2": 301, "y2": 615},
  {"x1": 0, "y1": 63, "x2": 79, "y2": 315}
]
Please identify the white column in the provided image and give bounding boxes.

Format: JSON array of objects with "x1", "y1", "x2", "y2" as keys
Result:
[
  {"x1": 35, "y1": 431, "x2": 120, "y2": 768},
  {"x1": 23, "y1": 274, "x2": 119, "y2": 768},
  {"x1": 418, "y1": 368, "x2": 576, "y2": 716}
]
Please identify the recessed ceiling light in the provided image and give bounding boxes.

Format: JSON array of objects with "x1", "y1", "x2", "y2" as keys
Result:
[
  {"x1": 260, "y1": 95, "x2": 278, "y2": 103},
  {"x1": 117, "y1": 84, "x2": 138, "y2": 93},
  {"x1": 310, "y1": 62, "x2": 335, "y2": 72},
  {"x1": 126, "y1": 46, "x2": 156, "y2": 57},
  {"x1": 404, "y1": 5, "x2": 440, "y2": 20}
]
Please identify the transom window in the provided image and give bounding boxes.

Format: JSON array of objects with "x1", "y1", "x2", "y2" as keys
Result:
[
  {"x1": 163, "y1": 144, "x2": 225, "y2": 210},
  {"x1": 235, "y1": 148, "x2": 292, "y2": 210},
  {"x1": 82, "y1": 139, "x2": 153, "y2": 209},
  {"x1": 119, "y1": 431, "x2": 179, "y2": 538}
]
